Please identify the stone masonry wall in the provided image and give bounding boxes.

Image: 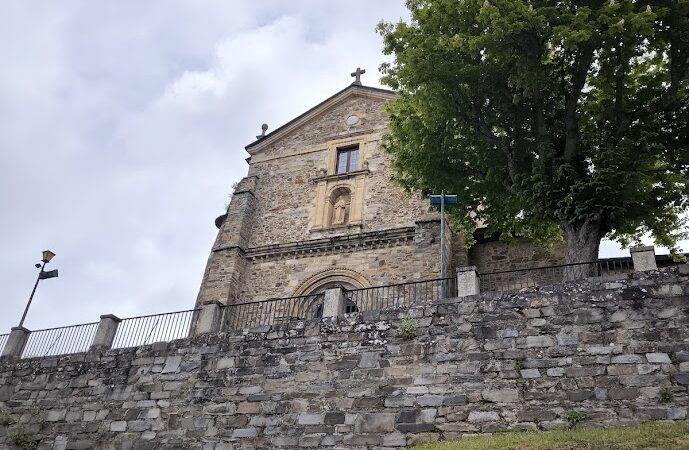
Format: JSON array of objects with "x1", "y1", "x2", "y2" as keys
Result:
[
  {"x1": 239, "y1": 223, "x2": 442, "y2": 301},
  {"x1": 469, "y1": 238, "x2": 565, "y2": 274},
  {"x1": 246, "y1": 94, "x2": 430, "y2": 248},
  {"x1": 1, "y1": 267, "x2": 688, "y2": 450}
]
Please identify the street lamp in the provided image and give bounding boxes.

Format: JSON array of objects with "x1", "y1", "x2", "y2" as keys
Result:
[
  {"x1": 429, "y1": 192, "x2": 457, "y2": 299},
  {"x1": 18, "y1": 250, "x2": 59, "y2": 328}
]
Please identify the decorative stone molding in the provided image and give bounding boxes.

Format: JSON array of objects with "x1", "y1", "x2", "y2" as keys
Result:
[
  {"x1": 237, "y1": 227, "x2": 417, "y2": 262},
  {"x1": 293, "y1": 267, "x2": 371, "y2": 297}
]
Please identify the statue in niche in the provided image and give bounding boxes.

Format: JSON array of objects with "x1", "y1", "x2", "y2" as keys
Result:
[{"x1": 333, "y1": 197, "x2": 348, "y2": 225}]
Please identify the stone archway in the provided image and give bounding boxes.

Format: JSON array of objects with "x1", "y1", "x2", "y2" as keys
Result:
[
  {"x1": 293, "y1": 268, "x2": 371, "y2": 297},
  {"x1": 293, "y1": 268, "x2": 371, "y2": 318}
]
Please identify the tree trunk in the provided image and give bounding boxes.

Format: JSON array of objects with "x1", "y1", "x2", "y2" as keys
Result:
[{"x1": 561, "y1": 219, "x2": 605, "y2": 281}]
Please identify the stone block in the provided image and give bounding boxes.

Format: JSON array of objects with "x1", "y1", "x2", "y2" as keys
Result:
[
  {"x1": 417, "y1": 395, "x2": 443, "y2": 407},
  {"x1": 520, "y1": 369, "x2": 541, "y2": 379},
  {"x1": 608, "y1": 388, "x2": 639, "y2": 400},
  {"x1": 668, "y1": 408, "x2": 687, "y2": 420},
  {"x1": 547, "y1": 368, "x2": 565, "y2": 377},
  {"x1": 442, "y1": 395, "x2": 467, "y2": 406},
  {"x1": 646, "y1": 353, "x2": 672, "y2": 364},
  {"x1": 354, "y1": 413, "x2": 395, "y2": 433},
  {"x1": 612, "y1": 354, "x2": 644, "y2": 364},
  {"x1": 468, "y1": 411, "x2": 499, "y2": 423},
  {"x1": 232, "y1": 428, "x2": 258, "y2": 438},
  {"x1": 298, "y1": 413, "x2": 322, "y2": 425},
  {"x1": 343, "y1": 434, "x2": 383, "y2": 446},
  {"x1": 324, "y1": 411, "x2": 345, "y2": 425},
  {"x1": 525, "y1": 335, "x2": 555, "y2": 348},
  {"x1": 481, "y1": 389, "x2": 520, "y2": 403},
  {"x1": 161, "y1": 356, "x2": 182, "y2": 374},
  {"x1": 110, "y1": 421, "x2": 127, "y2": 432}
]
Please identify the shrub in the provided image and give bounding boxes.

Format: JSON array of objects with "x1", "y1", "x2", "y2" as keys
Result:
[
  {"x1": 565, "y1": 410, "x2": 587, "y2": 428},
  {"x1": 400, "y1": 316, "x2": 419, "y2": 339},
  {"x1": 0, "y1": 411, "x2": 15, "y2": 427},
  {"x1": 8, "y1": 423, "x2": 38, "y2": 450},
  {"x1": 658, "y1": 387, "x2": 673, "y2": 403}
]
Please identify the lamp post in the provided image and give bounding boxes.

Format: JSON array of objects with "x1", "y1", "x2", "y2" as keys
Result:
[
  {"x1": 429, "y1": 192, "x2": 457, "y2": 299},
  {"x1": 18, "y1": 250, "x2": 59, "y2": 328}
]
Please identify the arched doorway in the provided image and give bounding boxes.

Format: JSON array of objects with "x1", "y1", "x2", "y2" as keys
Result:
[{"x1": 293, "y1": 269, "x2": 370, "y2": 318}]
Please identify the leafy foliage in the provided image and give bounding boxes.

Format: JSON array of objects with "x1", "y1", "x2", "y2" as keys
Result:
[
  {"x1": 565, "y1": 410, "x2": 587, "y2": 428},
  {"x1": 400, "y1": 316, "x2": 420, "y2": 338},
  {"x1": 658, "y1": 386, "x2": 673, "y2": 402},
  {"x1": 378, "y1": 0, "x2": 689, "y2": 259}
]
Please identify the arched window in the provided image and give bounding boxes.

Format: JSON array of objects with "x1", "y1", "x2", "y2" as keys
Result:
[{"x1": 328, "y1": 187, "x2": 351, "y2": 227}]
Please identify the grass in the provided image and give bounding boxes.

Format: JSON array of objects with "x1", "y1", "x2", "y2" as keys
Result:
[{"x1": 414, "y1": 422, "x2": 689, "y2": 450}]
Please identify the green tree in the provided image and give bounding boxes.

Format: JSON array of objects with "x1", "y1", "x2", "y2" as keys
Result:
[{"x1": 378, "y1": 0, "x2": 689, "y2": 270}]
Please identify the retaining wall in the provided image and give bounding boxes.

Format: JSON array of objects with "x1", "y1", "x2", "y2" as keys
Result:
[{"x1": 1, "y1": 267, "x2": 688, "y2": 449}]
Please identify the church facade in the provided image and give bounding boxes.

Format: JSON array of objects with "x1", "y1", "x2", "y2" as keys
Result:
[{"x1": 195, "y1": 75, "x2": 562, "y2": 313}]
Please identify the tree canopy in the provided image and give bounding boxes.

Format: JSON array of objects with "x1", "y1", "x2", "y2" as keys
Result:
[{"x1": 378, "y1": 0, "x2": 689, "y2": 262}]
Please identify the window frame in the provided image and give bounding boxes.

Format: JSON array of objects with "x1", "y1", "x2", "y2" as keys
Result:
[{"x1": 335, "y1": 145, "x2": 359, "y2": 174}]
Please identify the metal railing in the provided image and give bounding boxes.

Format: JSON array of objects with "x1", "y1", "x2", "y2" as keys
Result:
[
  {"x1": 224, "y1": 293, "x2": 325, "y2": 330},
  {"x1": 348, "y1": 277, "x2": 458, "y2": 312},
  {"x1": 0, "y1": 333, "x2": 8, "y2": 356},
  {"x1": 479, "y1": 259, "x2": 635, "y2": 293},
  {"x1": 21, "y1": 322, "x2": 99, "y2": 359},
  {"x1": 112, "y1": 309, "x2": 197, "y2": 349}
]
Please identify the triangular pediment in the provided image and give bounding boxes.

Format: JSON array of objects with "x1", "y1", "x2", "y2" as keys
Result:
[{"x1": 245, "y1": 84, "x2": 395, "y2": 155}]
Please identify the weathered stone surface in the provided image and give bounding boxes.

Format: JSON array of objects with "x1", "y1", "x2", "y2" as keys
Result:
[
  {"x1": 355, "y1": 413, "x2": 395, "y2": 433},
  {"x1": 481, "y1": 389, "x2": 520, "y2": 403},
  {"x1": 468, "y1": 411, "x2": 500, "y2": 423},
  {"x1": 646, "y1": 353, "x2": 672, "y2": 364}
]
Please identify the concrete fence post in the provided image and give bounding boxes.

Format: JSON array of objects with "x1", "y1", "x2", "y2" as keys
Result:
[
  {"x1": 89, "y1": 315, "x2": 121, "y2": 351},
  {"x1": 1, "y1": 326, "x2": 31, "y2": 359},
  {"x1": 630, "y1": 245, "x2": 657, "y2": 272},
  {"x1": 457, "y1": 266, "x2": 480, "y2": 297},
  {"x1": 323, "y1": 287, "x2": 345, "y2": 318},
  {"x1": 192, "y1": 301, "x2": 223, "y2": 336}
]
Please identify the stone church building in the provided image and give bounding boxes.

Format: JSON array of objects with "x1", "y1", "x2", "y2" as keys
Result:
[{"x1": 195, "y1": 72, "x2": 561, "y2": 314}]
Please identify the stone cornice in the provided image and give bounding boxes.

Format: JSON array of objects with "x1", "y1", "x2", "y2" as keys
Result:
[
  {"x1": 311, "y1": 169, "x2": 370, "y2": 183},
  {"x1": 215, "y1": 227, "x2": 417, "y2": 262}
]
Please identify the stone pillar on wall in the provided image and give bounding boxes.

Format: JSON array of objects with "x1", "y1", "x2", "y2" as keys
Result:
[
  {"x1": 457, "y1": 266, "x2": 480, "y2": 297},
  {"x1": 192, "y1": 301, "x2": 224, "y2": 336},
  {"x1": 630, "y1": 245, "x2": 657, "y2": 272},
  {"x1": 89, "y1": 315, "x2": 121, "y2": 351},
  {"x1": 1, "y1": 327, "x2": 30, "y2": 359},
  {"x1": 323, "y1": 288, "x2": 345, "y2": 317},
  {"x1": 414, "y1": 217, "x2": 445, "y2": 277},
  {"x1": 196, "y1": 176, "x2": 258, "y2": 306}
]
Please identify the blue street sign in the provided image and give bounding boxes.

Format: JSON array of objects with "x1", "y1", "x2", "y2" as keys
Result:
[{"x1": 429, "y1": 194, "x2": 458, "y2": 205}]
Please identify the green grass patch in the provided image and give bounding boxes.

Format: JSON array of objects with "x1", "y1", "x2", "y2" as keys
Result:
[{"x1": 414, "y1": 422, "x2": 689, "y2": 450}]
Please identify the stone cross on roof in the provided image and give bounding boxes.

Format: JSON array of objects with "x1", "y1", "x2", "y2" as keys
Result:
[{"x1": 351, "y1": 67, "x2": 366, "y2": 85}]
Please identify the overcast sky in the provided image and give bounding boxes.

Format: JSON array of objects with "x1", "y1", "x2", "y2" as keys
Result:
[{"x1": 0, "y1": 1, "x2": 685, "y2": 334}]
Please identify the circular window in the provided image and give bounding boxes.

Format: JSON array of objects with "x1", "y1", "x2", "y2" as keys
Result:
[{"x1": 346, "y1": 115, "x2": 359, "y2": 126}]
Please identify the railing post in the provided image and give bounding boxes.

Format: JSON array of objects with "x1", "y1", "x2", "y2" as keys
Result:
[
  {"x1": 192, "y1": 301, "x2": 223, "y2": 336},
  {"x1": 89, "y1": 315, "x2": 121, "y2": 351},
  {"x1": 630, "y1": 245, "x2": 657, "y2": 272},
  {"x1": 323, "y1": 288, "x2": 345, "y2": 317},
  {"x1": 0, "y1": 327, "x2": 31, "y2": 359},
  {"x1": 457, "y1": 266, "x2": 480, "y2": 297}
]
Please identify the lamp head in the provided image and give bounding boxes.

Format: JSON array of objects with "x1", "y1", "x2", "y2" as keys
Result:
[{"x1": 41, "y1": 250, "x2": 55, "y2": 263}]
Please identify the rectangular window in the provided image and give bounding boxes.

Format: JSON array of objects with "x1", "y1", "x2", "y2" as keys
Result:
[{"x1": 336, "y1": 146, "x2": 359, "y2": 174}]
